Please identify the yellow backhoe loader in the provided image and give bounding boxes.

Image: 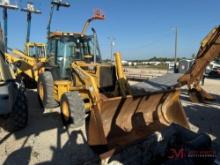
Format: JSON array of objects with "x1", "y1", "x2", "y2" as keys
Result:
[
  {"x1": 4, "y1": 42, "x2": 46, "y2": 88},
  {"x1": 178, "y1": 26, "x2": 220, "y2": 102},
  {"x1": 37, "y1": 12, "x2": 190, "y2": 151},
  {"x1": 0, "y1": 25, "x2": 28, "y2": 131}
]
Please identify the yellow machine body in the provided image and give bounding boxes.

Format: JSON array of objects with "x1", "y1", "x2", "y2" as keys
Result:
[
  {"x1": 4, "y1": 42, "x2": 46, "y2": 82},
  {"x1": 37, "y1": 12, "x2": 190, "y2": 149},
  {"x1": 41, "y1": 51, "x2": 189, "y2": 148}
]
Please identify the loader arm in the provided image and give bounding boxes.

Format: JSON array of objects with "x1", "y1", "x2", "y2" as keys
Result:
[
  {"x1": 178, "y1": 26, "x2": 220, "y2": 101},
  {"x1": 71, "y1": 62, "x2": 109, "y2": 145},
  {"x1": 4, "y1": 49, "x2": 46, "y2": 82},
  {"x1": 114, "y1": 52, "x2": 131, "y2": 97},
  {"x1": 71, "y1": 53, "x2": 131, "y2": 105},
  {"x1": 71, "y1": 62, "x2": 101, "y2": 107}
]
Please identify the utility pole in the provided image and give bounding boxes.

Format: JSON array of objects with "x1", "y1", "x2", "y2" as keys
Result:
[
  {"x1": 21, "y1": 2, "x2": 41, "y2": 43},
  {"x1": 108, "y1": 37, "x2": 115, "y2": 62},
  {"x1": 47, "y1": 0, "x2": 70, "y2": 39},
  {"x1": 92, "y1": 28, "x2": 102, "y2": 63},
  {"x1": 0, "y1": 0, "x2": 18, "y2": 52},
  {"x1": 91, "y1": 28, "x2": 97, "y2": 63},
  {"x1": 174, "y1": 27, "x2": 178, "y2": 73}
]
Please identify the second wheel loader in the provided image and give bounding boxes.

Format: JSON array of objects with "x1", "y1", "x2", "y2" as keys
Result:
[{"x1": 4, "y1": 42, "x2": 47, "y2": 88}]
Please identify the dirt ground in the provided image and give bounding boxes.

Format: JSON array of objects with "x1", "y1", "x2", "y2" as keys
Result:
[
  {"x1": 182, "y1": 78, "x2": 220, "y2": 154},
  {"x1": 0, "y1": 78, "x2": 220, "y2": 165},
  {"x1": 125, "y1": 67, "x2": 168, "y2": 80}
]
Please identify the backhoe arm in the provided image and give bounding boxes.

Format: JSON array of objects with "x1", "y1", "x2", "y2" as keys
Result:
[
  {"x1": 178, "y1": 26, "x2": 220, "y2": 102},
  {"x1": 179, "y1": 26, "x2": 220, "y2": 86}
]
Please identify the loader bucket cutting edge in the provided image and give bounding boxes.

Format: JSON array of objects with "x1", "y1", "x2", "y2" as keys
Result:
[{"x1": 87, "y1": 90, "x2": 190, "y2": 147}]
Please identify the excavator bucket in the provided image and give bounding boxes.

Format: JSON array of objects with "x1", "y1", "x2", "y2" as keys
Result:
[
  {"x1": 87, "y1": 89, "x2": 189, "y2": 148},
  {"x1": 189, "y1": 86, "x2": 216, "y2": 103}
]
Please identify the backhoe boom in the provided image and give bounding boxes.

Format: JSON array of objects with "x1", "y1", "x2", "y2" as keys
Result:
[{"x1": 178, "y1": 26, "x2": 220, "y2": 101}]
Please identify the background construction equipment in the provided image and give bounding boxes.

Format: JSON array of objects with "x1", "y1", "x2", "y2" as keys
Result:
[
  {"x1": 178, "y1": 26, "x2": 220, "y2": 102},
  {"x1": 0, "y1": 24, "x2": 28, "y2": 131}
]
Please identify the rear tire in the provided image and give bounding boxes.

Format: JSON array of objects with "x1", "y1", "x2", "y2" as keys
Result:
[
  {"x1": 6, "y1": 83, "x2": 28, "y2": 132},
  {"x1": 60, "y1": 92, "x2": 85, "y2": 128},
  {"x1": 37, "y1": 71, "x2": 58, "y2": 109}
]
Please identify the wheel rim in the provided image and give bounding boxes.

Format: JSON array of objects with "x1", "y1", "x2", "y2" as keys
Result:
[
  {"x1": 39, "y1": 82, "x2": 44, "y2": 101},
  {"x1": 61, "y1": 100, "x2": 70, "y2": 121}
]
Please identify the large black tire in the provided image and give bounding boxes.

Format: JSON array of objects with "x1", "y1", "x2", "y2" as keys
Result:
[
  {"x1": 60, "y1": 92, "x2": 85, "y2": 128},
  {"x1": 6, "y1": 83, "x2": 28, "y2": 132},
  {"x1": 17, "y1": 73, "x2": 37, "y2": 89},
  {"x1": 37, "y1": 71, "x2": 58, "y2": 109}
]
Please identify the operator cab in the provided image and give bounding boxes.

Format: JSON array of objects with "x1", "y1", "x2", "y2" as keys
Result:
[
  {"x1": 47, "y1": 32, "x2": 101, "y2": 79},
  {"x1": 25, "y1": 42, "x2": 46, "y2": 58}
]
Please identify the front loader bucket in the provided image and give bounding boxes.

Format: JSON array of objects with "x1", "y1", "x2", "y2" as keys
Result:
[{"x1": 87, "y1": 89, "x2": 189, "y2": 148}]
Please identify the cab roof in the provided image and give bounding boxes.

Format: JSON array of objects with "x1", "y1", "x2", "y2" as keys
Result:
[{"x1": 49, "y1": 31, "x2": 90, "y2": 39}]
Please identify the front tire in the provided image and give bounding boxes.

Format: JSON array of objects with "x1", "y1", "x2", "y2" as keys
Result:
[
  {"x1": 60, "y1": 92, "x2": 85, "y2": 128},
  {"x1": 37, "y1": 71, "x2": 58, "y2": 109}
]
